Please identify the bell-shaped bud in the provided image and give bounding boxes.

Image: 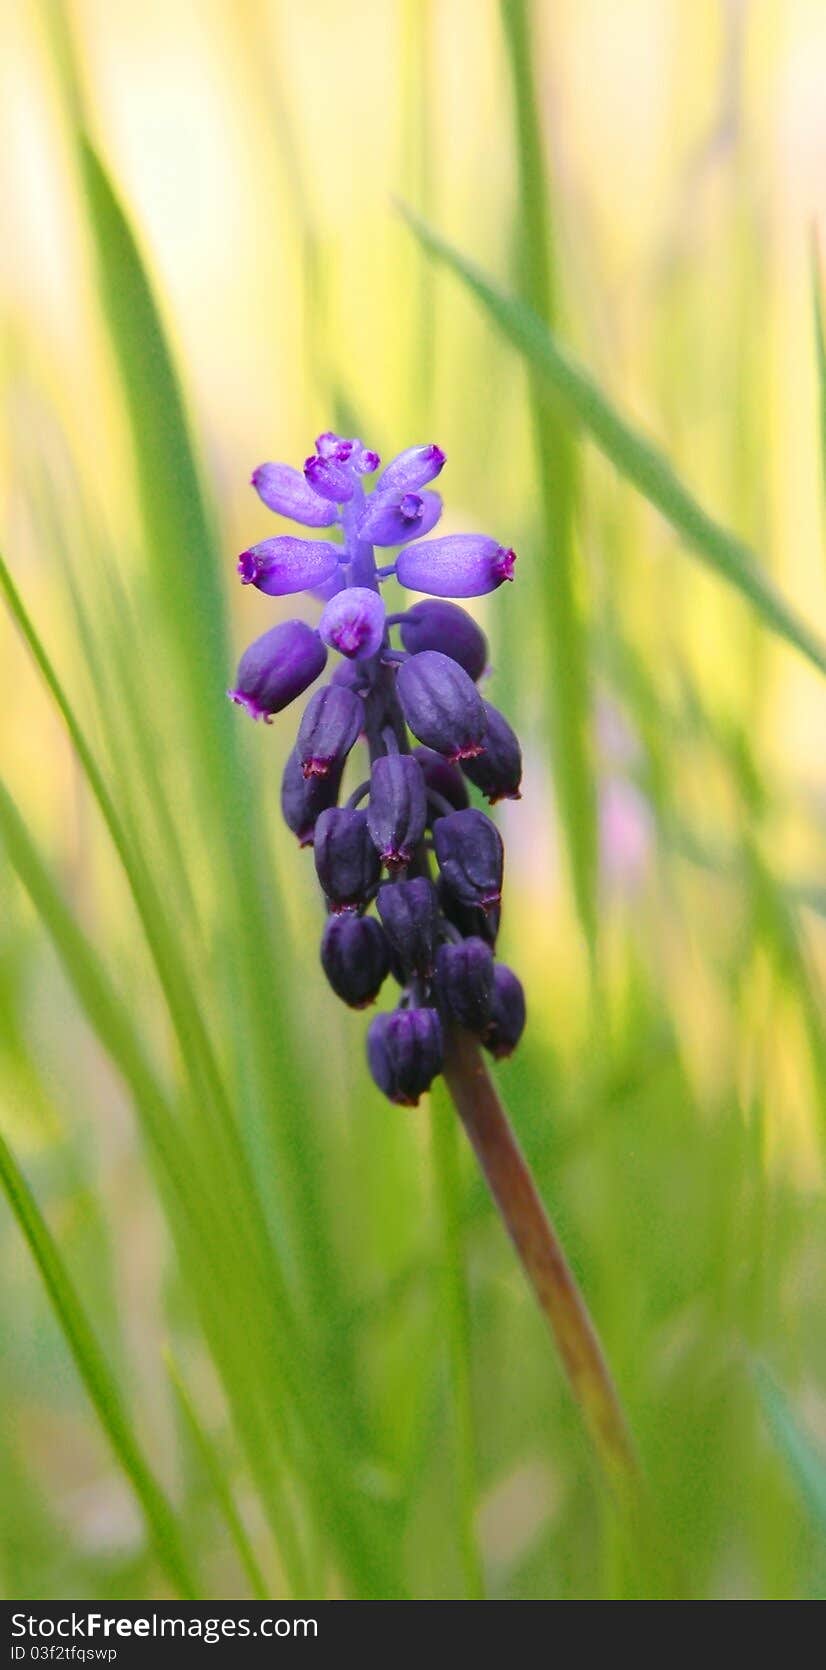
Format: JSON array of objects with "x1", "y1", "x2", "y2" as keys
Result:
[
  {"x1": 251, "y1": 463, "x2": 337, "y2": 527},
  {"x1": 413, "y1": 747, "x2": 470, "y2": 814},
  {"x1": 358, "y1": 490, "x2": 442, "y2": 547},
  {"x1": 313, "y1": 808, "x2": 381, "y2": 911},
  {"x1": 367, "y1": 1007, "x2": 444, "y2": 1106},
  {"x1": 376, "y1": 443, "x2": 446, "y2": 497},
  {"x1": 280, "y1": 747, "x2": 343, "y2": 845},
  {"x1": 228, "y1": 621, "x2": 328, "y2": 722},
  {"x1": 320, "y1": 914, "x2": 390, "y2": 1008},
  {"x1": 396, "y1": 535, "x2": 516, "y2": 599},
  {"x1": 377, "y1": 877, "x2": 441, "y2": 979},
  {"x1": 304, "y1": 452, "x2": 354, "y2": 503},
  {"x1": 366, "y1": 754, "x2": 427, "y2": 870},
  {"x1": 434, "y1": 937, "x2": 495, "y2": 1034},
  {"x1": 483, "y1": 965, "x2": 526, "y2": 1059},
  {"x1": 399, "y1": 600, "x2": 488, "y2": 682},
  {"x1": 396, "y1": 650, "x2": 487, "y2": 763},
  {"x1": 433, "y1": 808, "x2": 504, "y2": 914},
  {"x1": 296, "y1": 684, "x2": 363, "y2": 779},
  {"x1": 461, "y1": 702, "x2": 522, "y2": 802},
  {"x1": 437, "y1": 877, "x2": 500, "y2": 948},
  {"x1": 237, "y1": 537, "x2": 341, "y2": 596},
  {"x1": 319, "y1": 587, "x2": 386, "y2": 660}
]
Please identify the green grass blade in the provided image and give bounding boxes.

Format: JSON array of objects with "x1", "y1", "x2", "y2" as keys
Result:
[
  {"x1": 166, "y1": 1354, "x2": 271, "y2": 1600},
  {"x1": 500, "y1": 0, "x2": 597, "y2": 950},
  {"x1": 400, "y1": 208, "x2": 826, "y2": 679},
  {"x1": 0, "y1": 1128, "x2": 197, "y2": 1597},
  {"x1": 755, "y1": 1364, "x2": 826, "y2": 1536}
]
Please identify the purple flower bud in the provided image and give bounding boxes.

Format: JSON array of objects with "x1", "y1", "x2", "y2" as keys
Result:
[
  {"x1": 297, "y1": 684, "x2": 363, "y2": 779},
  {"x1": 358, "y1": 490, "x2": 442, "y2": 547},
  {"x1": 434, "y1": 937, "x2": 495, "y2": 1034},
  {"x1": 313, "y1": 808, "x2": 381, "y2": 911},
  {"x1": 280, "y1": 747, "x2": 343, "y2": 845},
  {"x1": 367, "y1": 1007, "x2": 444, "y2": 1106},
  {"x1": 413, "y1": 746, "x2": 470, "y2": 814},
  {"x1": 396, "y1": 535, "x2": 516, "y2": 599},
  {"x1": 238, "y1": 537, "x2": 341, "y2": 596},
  {"x1": 461, "y1": 702, "x2": 522, "y2": 803},
  {"x1": 377, "y1": 443, "x2": 446, "y2": 496},
  {"x1": 330, "y1": 658, "x2": 371, "y2": 693},
  {"x1": 228, "y1": 621, "x2": 328, "y2": 722},
  {"x1": 320, "y1": 913, "x2": 390, "y2": 1008},
  {"x1": 433, "y1": 808, "x2": 504, "y2": 914},
  {"x1": 366, "y1": 754, "x2": 427, "y2": 870},
  {"x1": 437, "y1": 877, "x2": 500, "y2": 948},
  {"x1": 399, "y1": 601, "x2": 488, "y2": 682},
  {"x1": 315, "y1": 431, "x2": 354, "y2": 461},
  {"x1": 396, "y1": 650, "x2": 487, "y2": 763},
  {"x1": 483, "y1": 964, "x2": 526, "y2": 1060},
  {"x1": 304, "y1": 453, "x2": 354, "y2": 504},
  {"x1": 376, "y1": 877, "x2": 441, "y2": 979},
  {"x1": 251, "y1": 463, "x2": 337, "y2": 527},
  {"x1": 352, "y1": 445, "x2": 380, "y2": 475},
  {"x1": 319, "y1": 587, "x2": 386, "y2": 660}
]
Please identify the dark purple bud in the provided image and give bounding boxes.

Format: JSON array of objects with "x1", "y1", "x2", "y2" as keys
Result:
[
  {"x1": 396, "y1": 650, "x2": 487, "y2": 763},
  {"x1": 320, "y1": 914, "x2": 390, "y2": 1008},
  {"x1": 461, "y1": 702, "x2": 522, "y2": 802},
  {"x1": 376, "y1": 877, "x2": 441, "y2": 979},
  {"x1": 358, "y1": 490, "x2": 442, "y2": 547},
  {"x1": 434, "y1": 937, "x2": 495, "y2": 1034},
  {"x1": 366, "y1": 754, "x2": 427, "y2": 870},
  {"x1": 280, "y1": 747, "x2": 342, "y2": 845},
  {"x1": 238, "y1": 537, "x2": 341, "y2": 596},
  {"x1": 228, "y1": 621, "x2": 328, "y2": 722},
  {"x1": 399, "y1": 600, "x2": 488, "y2": 682},
  {"x1": 376, "y1": 443, "x2": 446, "y2": 496},
  {"x1": 483, "y1": 964, "x2": 526, "y2": 1059},
  {"x1": 251, "y1": 462, "x2": 337, "y2": 527},
  {"x1": 313, "y1": 808, "x2": 381, "y2": 911},
  {"x1": 437, "y1": 877, "x2": 500, "y2": 948},
  {"x1": 396, "y1": 535, "x2": 516, "y2": 599},
  {"x1": 296, "y1": 684, "x2": 363, "y2": 779},
  {"x1": 304, "y1": 452, "x2": 354, "y2": 503},
  {"x1": 330, "y1": 658, "x2": 371, "y2": 693},
  {"x1": 413, "y1": 747, "x2": 470, "y2": 814},
  {"x1": 433, "y1": 808, "x2": 504, "y2": 914},
  {"x1": 319, "y1": 586, "x2": 386, "y2": 660},
  {"x1": 366, "y1": 1007, "x2": 444, "y2": 1106}
]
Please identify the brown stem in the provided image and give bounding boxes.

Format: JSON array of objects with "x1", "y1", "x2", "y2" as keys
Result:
[{"x1": 443, "y1": 1025, "x2": 640, "y2": 1505}]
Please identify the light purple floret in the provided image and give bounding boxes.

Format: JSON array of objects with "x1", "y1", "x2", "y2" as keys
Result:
[
  {"x1": 376, "y1": 443, "x2": 446, "y2": 496},
  {"x1": 358, "y1": 489, "x2": 442, "y2": 547},
  {"x1": 319, "y1": 587, "x2": 386, "y2": 660},
  {"x1": 251, "y1": 462, "x2": 338, "y2": 526},
  {"x1": 396, "y1": 534, "x2": 516, "y2": 598},
  {"x1": 237, "y1": 537, "x2": 341, "y2": 596}
]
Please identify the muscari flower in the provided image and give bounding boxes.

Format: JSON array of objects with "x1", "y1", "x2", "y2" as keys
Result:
[{"x1": 228, "y1": 429, "x2": 526, "y2": 1103}]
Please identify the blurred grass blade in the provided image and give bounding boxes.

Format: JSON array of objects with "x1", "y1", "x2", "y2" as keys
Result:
[
  {"x1": 501, "y1": 0, "x2": 597, "y2": 951},
  {"x1": 755, "y1": 1364, "x2": 826, "y2": 1535},
  {"x1": 400, "y1": 207, "x2": 826, "y2": 679},
  {"x1": 166, "y1": 1354, "x2": 270, "y2": 1600},
  {"x1": 78, "y1": 137, "x2": 228, "y2": 706},
  {"x1": 0, "y1": 1128, "x2": 197, "y2": 1598}
]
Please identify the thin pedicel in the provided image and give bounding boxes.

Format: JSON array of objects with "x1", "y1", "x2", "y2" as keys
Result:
[{"x1": 229, "y1": 429, "x2": 639, "y2": 1503}]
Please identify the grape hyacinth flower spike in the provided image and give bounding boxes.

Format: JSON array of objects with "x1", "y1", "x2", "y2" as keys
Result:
[{"x1": 228, "y1": 429, "x2": 639, "y2": 1502}]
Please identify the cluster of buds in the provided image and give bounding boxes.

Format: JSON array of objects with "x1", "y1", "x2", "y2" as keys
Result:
[{"x1": 228, "y1": 432, "x2": 526, "y2": 1105}]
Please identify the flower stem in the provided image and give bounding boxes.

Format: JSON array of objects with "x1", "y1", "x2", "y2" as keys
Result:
[{"x1": 442, "y1": 1025, "x2": 640, "y2": 1507}]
